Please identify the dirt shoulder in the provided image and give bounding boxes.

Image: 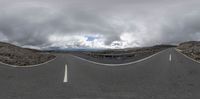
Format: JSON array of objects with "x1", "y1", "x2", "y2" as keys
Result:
[
  {"x1": 177, "y1": 41, "x2": 200, "y2": 62},
  {"x1": 0, "y1": 42, "x2": 55, "y2": 66}
]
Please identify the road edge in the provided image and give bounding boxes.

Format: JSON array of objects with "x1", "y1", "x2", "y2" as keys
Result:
[
  {"x1": 69, "y1": 49, "x2": 168, "y2": 66},
  {"x1": 175, "y1": 48, "x2": 200, "y2": 64},
  {"x1": 0, "y1": 56, "x2": 57, "y2": 68}
]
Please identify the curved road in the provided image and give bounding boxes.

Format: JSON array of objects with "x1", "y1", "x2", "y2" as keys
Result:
[{"x1": 0, "y1": 48, "x2": 200, "y2": 99}]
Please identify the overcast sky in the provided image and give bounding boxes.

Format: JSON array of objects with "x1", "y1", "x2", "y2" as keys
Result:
[{"x1": 0, "y1": 0, "x2": 200, "y2": 49}]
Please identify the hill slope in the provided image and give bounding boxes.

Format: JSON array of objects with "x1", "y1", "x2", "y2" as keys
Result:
[
  {"x1": 177, "y1": 41, "x2": 200, "y2": 61},
  {"x1": 0, "y1": 42, "x2": 55, "y2": 66}
]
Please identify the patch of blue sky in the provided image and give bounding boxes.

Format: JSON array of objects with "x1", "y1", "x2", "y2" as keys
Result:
[{"x1": 85, "y1": 35, "x2": 98, "y2": 41}]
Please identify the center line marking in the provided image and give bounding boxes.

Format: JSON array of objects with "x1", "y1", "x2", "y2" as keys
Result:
[
  {"x1": 63, "y1": 64, "x2": 68, "y2": 83},
  {"x1": 169, "y1": 54, "x2": 172, "y2": 62}
]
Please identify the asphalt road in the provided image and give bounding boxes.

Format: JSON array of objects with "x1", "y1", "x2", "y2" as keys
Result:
[{"x1": 0, "y1": 48, "x2": 200, "y2": 99}]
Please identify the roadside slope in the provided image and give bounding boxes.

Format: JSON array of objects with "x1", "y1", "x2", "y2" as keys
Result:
[
  {"x1": 177, "y1": 41, "x2": 200, "y2": 62},
  {"x1": 0, "y1": 42, "x2": 55, "y2": 66}
]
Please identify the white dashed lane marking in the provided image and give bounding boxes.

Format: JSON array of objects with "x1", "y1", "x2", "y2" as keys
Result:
[
  {"x1": 169, "y1": 54, "x2": 172, "y2": 62},
  {"x1": 63, "y1": 64, "x2": 68, "y2": 83}
]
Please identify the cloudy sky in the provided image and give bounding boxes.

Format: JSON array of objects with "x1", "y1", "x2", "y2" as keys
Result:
[{"x1": 0, "y1": 0, "x2": 200, "y2": 49}]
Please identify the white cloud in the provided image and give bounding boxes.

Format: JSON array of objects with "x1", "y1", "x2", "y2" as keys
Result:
[
  {"x1": 0, "y1": 0, "x2": 199, "y2": 49},
  {"x1": 48, "y1": 34, "x2": 109, "y2": 49},
  {"x1": 0, "y1": 32, "x2": 8, "y2": 42}
]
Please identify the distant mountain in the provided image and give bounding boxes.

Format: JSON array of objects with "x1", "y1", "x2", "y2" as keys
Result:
[
  {"x1": 152, "y1": 44, "x2": 177, "y2": 48},
  {"x1": 44, "y1": 47, "x2": 107, "y2": 52},
  {"x1": 178, "y1": 41, "x2": 200, "y2": 49}
]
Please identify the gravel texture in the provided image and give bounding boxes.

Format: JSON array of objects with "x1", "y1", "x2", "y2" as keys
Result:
[
  {"x1": 177, "y1": 41, "x2": 200, "y2": 61},
  {"x1": 0, "y1": 42, "x2": 55, "y2": 66}
]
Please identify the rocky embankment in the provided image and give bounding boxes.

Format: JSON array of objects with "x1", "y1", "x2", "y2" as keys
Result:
[
  {"x1": 177, "y1": 41, "x2": 200, "y2": 61},
  {"x1": 0, "y1": 42, "x2": 55, "y2": 66}
]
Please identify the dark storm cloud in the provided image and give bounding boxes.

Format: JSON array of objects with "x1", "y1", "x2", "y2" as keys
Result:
[
  {"x1": 158, "y1": 5, "x2": 200, "y2": 45},
  {"x1": 0, "y1": 0, "x2": 199, "y2": 48}
]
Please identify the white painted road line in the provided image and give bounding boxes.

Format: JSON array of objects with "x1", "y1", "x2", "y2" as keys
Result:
[
  {"x1": 169, "y1": 54, "x2": 172, "y2": 62},
  {"x1": 63, "y1": 64, "x2": 68, "y2": 83},
  {"x1": 69, "y1": 49, "x2": 168, "y2": 66},
  {"x1": 175, "y1": 48, "x2": 200, "y2": 64},
  {"x1": 0, "y1": 57, "x2": 56, "y2": 68}
]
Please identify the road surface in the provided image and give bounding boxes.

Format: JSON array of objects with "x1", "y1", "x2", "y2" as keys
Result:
[{"x1": 0, "y1": 48, "x2": 200, "y2": 99}]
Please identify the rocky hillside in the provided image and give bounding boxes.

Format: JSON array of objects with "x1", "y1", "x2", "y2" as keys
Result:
[
  {"x1": 177, "y1": 41, "x2": 200, "y2": 61},
  {"x1": 0, "y1": 42, "x2": 55, "y2": 66}
]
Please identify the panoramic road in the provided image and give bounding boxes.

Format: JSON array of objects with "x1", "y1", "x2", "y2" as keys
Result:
[{"x1": 0, "y1": 48, "x2": 200, "y2": 99}]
